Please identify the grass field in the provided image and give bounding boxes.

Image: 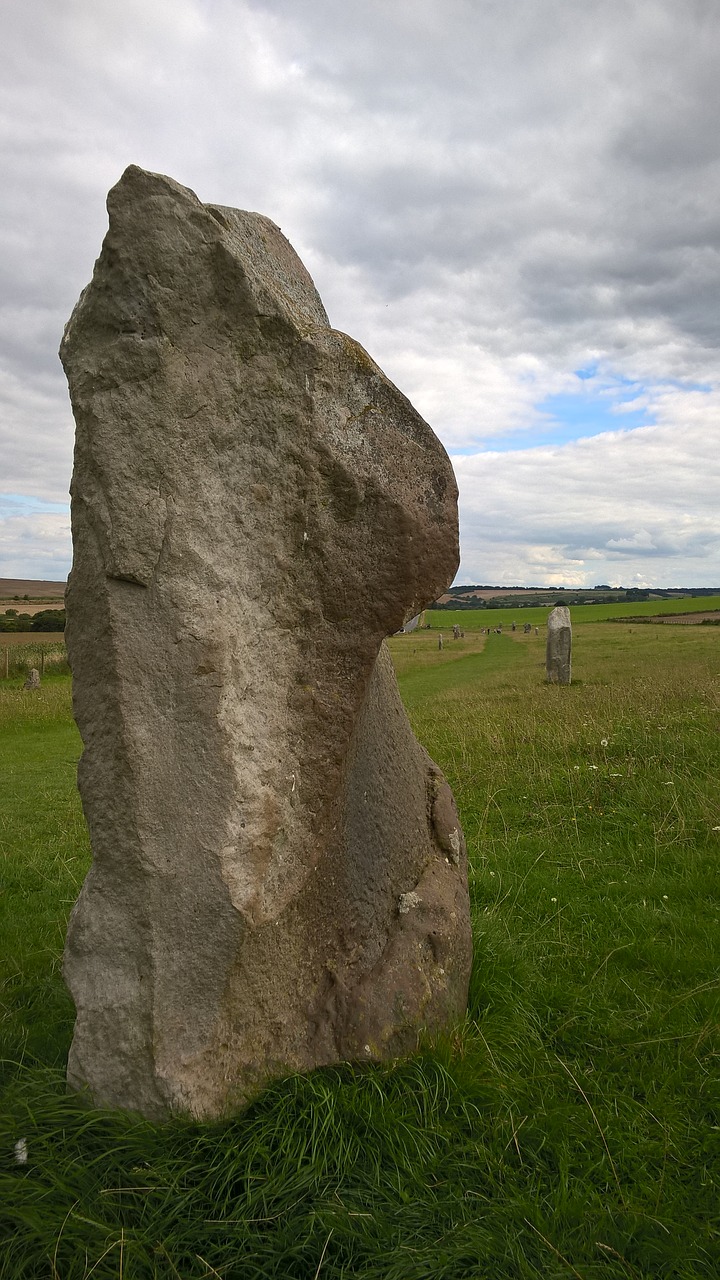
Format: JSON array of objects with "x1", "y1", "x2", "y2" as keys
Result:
[{"x1": 1, "y1": 624, "x2": 719, "y2": 1278}]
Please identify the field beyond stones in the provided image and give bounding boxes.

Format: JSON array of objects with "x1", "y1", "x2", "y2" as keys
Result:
[{"x1": 1, "y1": 621, "x2": 719, "y2": 1277}]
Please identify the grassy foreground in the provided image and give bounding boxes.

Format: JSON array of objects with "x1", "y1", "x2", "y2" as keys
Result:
[{"x1": 1, "y1": 627, "x2": 719, "y2": 1278}]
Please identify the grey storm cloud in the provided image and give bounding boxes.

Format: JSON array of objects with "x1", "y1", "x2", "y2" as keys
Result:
[{"x1": 1, "y1": 0, "x2": 719, "y2": 583}]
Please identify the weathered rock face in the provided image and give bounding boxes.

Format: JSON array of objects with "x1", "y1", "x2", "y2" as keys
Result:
[
  {"x1": 546, "y1": 605, "x2": 572, "y2": 684},
  {"x1": 61, "y1": 166, "x2": 473, "y2": 1120}
]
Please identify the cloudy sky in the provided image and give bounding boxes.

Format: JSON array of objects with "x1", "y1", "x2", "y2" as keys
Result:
[{"x1": 2, "y1": 0, "x2": 719, "y2": 587}]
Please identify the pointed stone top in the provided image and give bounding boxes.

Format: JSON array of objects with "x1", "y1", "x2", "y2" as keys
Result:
[{"x1": 106, "y1": 165, "x2": 330, "y2": 335}]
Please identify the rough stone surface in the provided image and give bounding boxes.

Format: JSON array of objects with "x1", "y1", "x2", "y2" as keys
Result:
[
  {"x1": 546, "y1": 605, "x2": 572, "y2": 684},
  {"x1": 60, "y1": 166, "x2": 473, "y2": 1120},
  {"x1": 23, "y1": 668, "x2": 41, "y2": 690}
]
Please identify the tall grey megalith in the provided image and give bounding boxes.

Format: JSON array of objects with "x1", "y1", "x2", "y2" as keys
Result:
[
  {"x1": 60, "y1": 167, "x2": 473, "y2": 1120},
  {"x1": 546, "y1": 605, "x2": 572, "y2": 684}
]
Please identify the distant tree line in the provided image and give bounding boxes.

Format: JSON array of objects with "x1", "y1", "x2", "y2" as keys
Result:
[
  {"x1": 432, "y1": 593, "x2": 626, "y2": 609},
  {"x1": 432, "y1": 597, "x2": 487, "y2": 610},
  {"x1": 432, "y1": 585, "x2": 715, "y2": 610},
  {"x1": 443, "y1": 583, "x2": 718, "y2": 596},
  {"x1": 0, "y1": 609, "x2": 66, "y2": 632}
]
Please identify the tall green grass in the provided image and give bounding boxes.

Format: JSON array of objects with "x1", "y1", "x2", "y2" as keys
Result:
[
  {"x1": 0, "y1": 680, "x2": 86, "y2": 1074},
  {"x1": 1, "y1": 626, "x2": 718, "y2": 1277},
  {"x1": 0, "y1": 638, "x2": 69, "y2": 681}
]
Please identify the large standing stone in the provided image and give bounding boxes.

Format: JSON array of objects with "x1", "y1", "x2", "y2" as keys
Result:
[
  {"x1": 546, "y1": 606, "x2": 572, "y2": 684},
  {"x1": 60, "y1": 167, "x2": 473, "y2": 1120}
]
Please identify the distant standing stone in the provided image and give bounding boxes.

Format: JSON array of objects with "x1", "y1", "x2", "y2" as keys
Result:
[
  {"x1": 523, "y1": 622, "x2": 531, "y2": 634},
  {"x1": 546, "y1": 606, "x2": 572, "y2": 684},
  {"x1": 438, "y1": 634, "x2": 444, "y2": 649},
  {"x1": 452, "y1": 624, "x2": 460, "y2": 639},
  {"x1": 23, "y1": 668, "x2": 40, "y2": 690}
]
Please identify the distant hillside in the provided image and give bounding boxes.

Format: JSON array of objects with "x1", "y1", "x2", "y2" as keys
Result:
[
  {"x1": 0, "y1": 578, "x2": 66, "y2": 600},
  {"x1": 433, "y1": 585, "x2": 720, "y2": 610}
]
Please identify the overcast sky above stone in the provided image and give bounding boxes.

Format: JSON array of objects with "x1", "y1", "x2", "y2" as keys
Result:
[{"x1": 1, "y1": 0, "x2": 719, "y2": 586}]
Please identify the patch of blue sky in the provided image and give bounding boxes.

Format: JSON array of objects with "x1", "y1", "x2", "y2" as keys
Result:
[
  {"x1": 572, "y1": 368, "x2": 712, "y2": 394},
  {"x1": 453, "y1": 389, "x2": 653, "y2": 454},
  {"x1": 530, "y1": 385, "x2": 654, "y2": 446},
  {"x1": 527, "y1": 373, "x2": 715, "y2": 451},
  {"x1": 0, "y1": 494, "x2": 69, "y2": 516},
  {"x1": 454, "y1": 371, "x2": 714, "y2": 455}
]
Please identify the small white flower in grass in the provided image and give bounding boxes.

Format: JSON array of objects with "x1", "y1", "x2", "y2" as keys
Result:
[
  {"x1": 600, "y1": 738, "x2": 609, "y2": 747},
  {"x1": 14, "y1": 1138, "x2": 28, "y2": 1165},
  {"x1": 713, "y1": 826, "x2": 720, "y2": 832},
  {"x1": 610, "y1": 773, "x2": 623, "y2": 778},
  {"x1": 550, "y1": 896, "x2": 557, "y2": 903},
  {"x1": 573, "y1": 765, "x2": 580, "y2": 771},
  {"x1": 663, "y1": 895, "x2": 668, "y2": 900},
  {"x1": 589, "y1": 765, "x2": 599, "y2": 770}
]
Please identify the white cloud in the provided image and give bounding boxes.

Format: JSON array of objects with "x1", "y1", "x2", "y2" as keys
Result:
[
  {"x1": 0, "y1": 367, "x2": 73, "y2": 503},
  {"x1": 0, "y1": 509, "x2": 71, "y2": 580},
  {"x1": 454, "y1": 394, "x2": 720, "y2": 586}
]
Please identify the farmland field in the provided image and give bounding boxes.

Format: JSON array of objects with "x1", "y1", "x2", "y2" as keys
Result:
[
  {"x1": 0, "y1": 602, "x2": 65, "y2": 616},
  {"x1": 1, "y1": 621, "x2": 719, "y2": 1278},
  {"x1": 0, "y1": 577, "x2": 65, "y2": 601},
  {"x1": 427, "y1": 592, "x2": 720, "y2": 630}
]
